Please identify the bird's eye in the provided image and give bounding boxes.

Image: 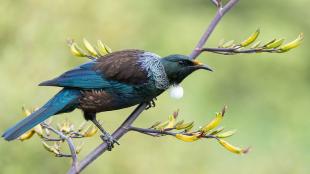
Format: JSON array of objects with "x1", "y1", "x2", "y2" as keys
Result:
[{"x1": 178, "y1": 60, "x2": 187, "y2": 65}]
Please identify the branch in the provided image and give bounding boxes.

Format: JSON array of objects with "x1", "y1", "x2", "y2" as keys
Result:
[
  {"x1": 200, "y1": 47, "x2": 279, "y2": 55},
  {"x1": 67, "y1": 1, "x2": 240, "y2": 173},
  {"x1": 129, "y1": 126, "x2": 217, "y2": 139},
  {"x1": 41, "y1": 123, "x2": 78, "y2": 173},
  {"x1": 68, "y1": 103, "x2": 148, "y2": 174},
  {"x1": 189, "y1": 0, "x2": 239, "y2": 59}
]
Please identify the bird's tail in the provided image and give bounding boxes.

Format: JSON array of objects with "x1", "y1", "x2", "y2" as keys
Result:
[{"x1": 2, "y1": 89, "x2": 81, "y2": 141}]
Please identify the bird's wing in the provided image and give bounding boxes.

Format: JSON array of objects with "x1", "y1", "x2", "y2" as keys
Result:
[{"x1": 39, "y1": 50, "x2": 150, "y2": 89}]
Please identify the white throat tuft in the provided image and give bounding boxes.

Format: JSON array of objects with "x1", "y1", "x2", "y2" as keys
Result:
[{"x1": 169, "y1": 85, "x2": 184, "y2": 99}]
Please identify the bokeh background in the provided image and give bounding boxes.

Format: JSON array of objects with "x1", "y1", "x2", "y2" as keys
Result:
[{"x1": 0, "y1": 0, "x2": 309, "y2": 173}]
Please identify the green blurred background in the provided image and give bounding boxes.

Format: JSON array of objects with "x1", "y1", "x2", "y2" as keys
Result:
[{"x1": 0, "y1": 0, "x2": 309, "y2": 173}]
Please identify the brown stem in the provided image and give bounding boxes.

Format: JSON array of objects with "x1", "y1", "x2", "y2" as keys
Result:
[{"x1": 189, "y1": 0, "x2": 239, "y2": 59}]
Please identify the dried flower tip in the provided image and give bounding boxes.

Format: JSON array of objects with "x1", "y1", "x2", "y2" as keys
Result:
[
  {"x1": 173, "y1": 109, "x2": 179, "y2": 118},
  {"x1": 221, "y1": 105, "x2": 228, "y2": 117}
]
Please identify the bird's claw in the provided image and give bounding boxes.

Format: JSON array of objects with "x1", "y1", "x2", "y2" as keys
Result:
[
  {"x1": 100, "y1": 134, "x2": 119, "y2": 151},
  {"x1": 145, "y1": 98, "x2": 157, "y2": 110}
]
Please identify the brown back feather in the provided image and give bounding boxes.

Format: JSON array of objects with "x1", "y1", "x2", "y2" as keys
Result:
[{"x1": 94, "y1": 49, "x2": 148, "y2": 85}]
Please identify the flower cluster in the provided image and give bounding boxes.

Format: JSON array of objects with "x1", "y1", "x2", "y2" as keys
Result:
[
  {"x1": 143, "y1": 106, "x2": 249, "y2": 155},
  {"x1": 67, "y1": 38, "x2": 112, "y2": 59},
  {"x1": 18, "y1": 107, "x2": 98, "y2": 157},
  {"x1": 201, "y1": 29, "x2": 304, "y2": 55}
]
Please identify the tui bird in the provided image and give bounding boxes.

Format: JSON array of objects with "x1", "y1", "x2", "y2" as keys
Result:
[{"x1": 2, "y1": 49, "x2": 212, "y2": 149}]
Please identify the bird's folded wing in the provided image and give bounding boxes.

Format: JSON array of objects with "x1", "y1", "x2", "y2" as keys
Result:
[{"x1": 39, "y1": 50, "x2": 149, "y2": 89}]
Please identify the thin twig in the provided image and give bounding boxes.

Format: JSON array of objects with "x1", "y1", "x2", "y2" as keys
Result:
[
  {"x1": 200, "y1": 47, "x2": 278, "y2": 55},
  {"x1": 41, "y1": 123, "x2": 78, "y2": 173},
  {"x1": 129, "y1": 126, "x2": 217, "y2": 139},
  {"x1": 189, "y1": 0, "x2": 239, "y2": 59}
]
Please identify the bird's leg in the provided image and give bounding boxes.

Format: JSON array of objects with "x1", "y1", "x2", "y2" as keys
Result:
[
  {"x1": 91, "y1": 118, "x2": 119, "y2": 151},
  {"x1": 145, "y1": 97, "x2": 157, "y2": 110}
]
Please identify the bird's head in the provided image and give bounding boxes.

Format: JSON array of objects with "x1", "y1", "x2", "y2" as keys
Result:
[{"x1": 161, "y1": 54, "x2": 213, "y2": 84}]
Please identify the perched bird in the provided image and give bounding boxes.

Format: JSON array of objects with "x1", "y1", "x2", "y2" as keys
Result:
[{"x1": 2, "y1": 49, "x2": 212, "y2": 149}]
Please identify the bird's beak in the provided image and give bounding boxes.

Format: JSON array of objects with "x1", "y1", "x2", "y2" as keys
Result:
[{"x1": 192, "y1": 60, "x2": 214, "y2": 72}]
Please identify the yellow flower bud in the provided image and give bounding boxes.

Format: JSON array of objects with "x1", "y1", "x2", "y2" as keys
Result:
[
  {"x1": 76, "y1": 142, "x2": 84, "y2": 154},
  {"x1": 265, "y1": 38, "x2": 285, "y2": 49},
  {"x1": 175, "y1": 133, "x2": 200, "y2": 142},
  {"x1": 240, "y1": 29, "x2": 260, "y2": 47},
  {"x1": 77, "y1": 121, "x2": 87, "y2": 132},
  {"x1": 22, "y1": 106, "x2": 31, "y2": 116},
  {"x1": 83, "y1": 125, "x2": 98, "y2": 137},
  {"x1": 42, "y1": 141, "x2": 60, "y2": 155},
  {"x1": 279, "y1": 33, "x2": 304, "y2": 52},
  {"x1": 59, "y1": 120, "x2": 74, "y2": 134},
  {"x1": 150, "y1": 121, "x2": 162, "y2": 129},
  {"x1": 83, "y1": 38, "x2": 99, "y2": 57},
  {"x1": 175, "y1": 121, "x2": 194, "y2": 130},
  {"x1": 218, "y1": 139, "x2": 249, "y2": 154},
  {"x1": 97, "y1": 40, "x2": 112, "y2": 55},
  {"x1": 70, "y1": 43, "x2": 87, "y2": 57},
  {"x1": 164, "y1": 115, "x2": 176, "y2": 129},
  {"x1": 216, "y1": 130, "x2": 236, "y2": 138},
  {"x1": 223, "y1": 40, "x2": 235, "y2": 48},
  {"x1": 34, "y1": 124, "x2": 44, "y2": 137},
  {"x1": 174, "y1": 120, "x2": 184, "y2": 128},
  {"x1": 104, "y1": 44, "x2": 112, "y2": 54},
  {"x1": 18, "y1": 130, "x2": 35, "y2": 141},
  {"x1": 154, "y1": 121, "x2": 169, "y2": 130},
  {"x1": 200, "y1": 112, "x2": 223, "y2": 133},
  {"x1": 250, "y1": 41, "x2": 262, "y2": 48},
  {"x1": 209, "y1": 127, "x2": 224, "y2": 135}
]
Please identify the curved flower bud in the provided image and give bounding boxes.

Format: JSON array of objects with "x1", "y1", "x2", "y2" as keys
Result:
[{"x1": 240, "y1": 29, "x2": 260, "y2": 47}]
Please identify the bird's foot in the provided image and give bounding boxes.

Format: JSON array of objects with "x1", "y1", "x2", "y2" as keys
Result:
[
  {"x1": 145, "y1": 98, "x2": 157, "y2": 110},
  {"x1": 100, "y1": 133, "x2": 120, "y2": 151}
]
